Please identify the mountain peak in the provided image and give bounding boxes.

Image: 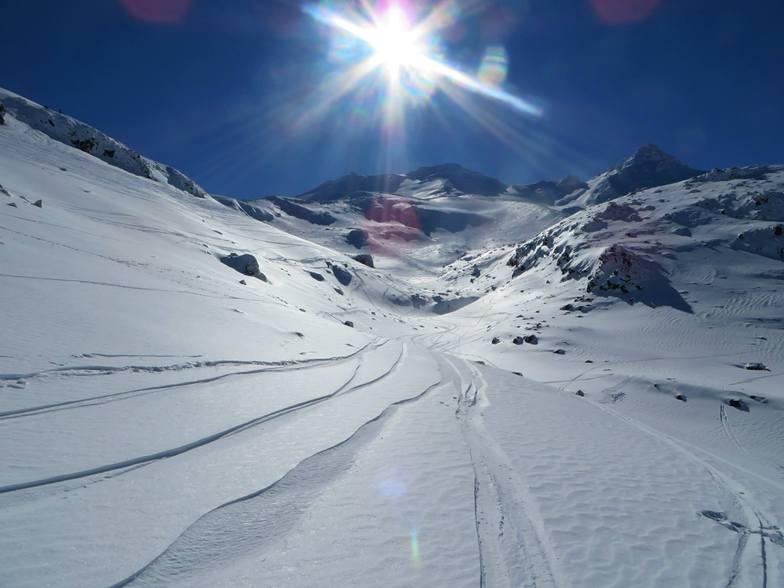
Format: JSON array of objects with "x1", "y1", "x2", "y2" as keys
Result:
[
  {"x1": 631, "y1": 143, "x2": 672, "y2": 161},
  {"x1": 406, "y1": 163, "x2": 507, "y2": 196}
]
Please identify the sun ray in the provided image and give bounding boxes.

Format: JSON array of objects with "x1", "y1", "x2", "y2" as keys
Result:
[{"x1": 304, "y1": 1, "x2": 542, "y2": 117}]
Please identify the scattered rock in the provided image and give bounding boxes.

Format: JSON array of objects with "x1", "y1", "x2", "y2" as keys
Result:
[
  {"x1": 675, "y1": 393, "x2": 687, "y2": 402},
  {"x1": 523, "y1": 334, "x2": 538, "y2": 345},
  {"x1": 32, "y1": 199, "x2": 43, "y2": 208},
  {"x1": 0, "y1": 102, "x2": 5, "y2": 125},
  {"x1": 553, "y1": 349, "x2": 566, "y2": 355},
  {"x1": 743, "y1": 362, "x2": 768, "y2": 371},
  {"x1": 471, "y1": 265, "x2": 481, "y2": 278},
  {"x1": 512, "y1": 371, "x2": 523, "y2": 376},
  {"x1": 585, "y1": 359, "x2": 594, "y2": 364},
  {"x1": 353, "y1": 253, "x2": 375, "y2": 268},
  {"x1": 7, "y1": 202, "x2": 17, "y2": 208},
  {"x1": 343, "y1": 320, "x2": 354, "y2": 328},
  {"x1": 346, "y1": 228, "x2": 370, "y2": 248},
  {"x1": 220, "y1": 253, "x2": 261, "y2": 277},
  {"x1": 575, "y1": 390, "x2": 585, "y2": 397},
  {"x1": 725, "y1": 398, "x2": 749, "y2": 412},
  {"x1": 749, "y1": 395, "x2": 767, "y2": 403},
  {"x1": 512, "y1": 336, "x2": 524, "y2": 345},
  {"x1": 560, "y1": 304, "x2": 574, "y2": 311},
  {"x1": 308, "y1": 271, "x2": 325, "y2": 282},
  {"x1": 491, "y1": 337, "x2": 500, "y2": 345},
  {"x1": 239, "y1": 279, "x2": 247, "y2": 285},
  {"x1": 71, "y1": 137, "x2": 96, "y2": 153},
  {"x1": 330, "y1": 263, "x2": 353, "y2": 286}
]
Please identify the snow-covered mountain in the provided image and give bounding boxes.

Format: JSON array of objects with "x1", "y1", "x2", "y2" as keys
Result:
[
  {"x1": 556, "y1": 143, "x2": 703, "y2": 208},
  {"x1": 2, "y1": 88, "x2": 783, "y2": 588},
  {"x1": 221, "y1": 160, "x2": 572, "y2": 282}
]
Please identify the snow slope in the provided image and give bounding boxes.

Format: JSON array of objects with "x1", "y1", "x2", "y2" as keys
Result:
[{"x1": 2, "y1": 89, "x2": 783, "y2": 588}]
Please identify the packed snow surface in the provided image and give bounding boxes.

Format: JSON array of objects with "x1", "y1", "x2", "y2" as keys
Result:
[{"x1": 1, "y1": 89, "x2": 783, "y2": 587}]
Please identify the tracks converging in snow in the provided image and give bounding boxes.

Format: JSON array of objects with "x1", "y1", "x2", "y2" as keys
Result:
[
  {"x1": 2, "y1": 93, "x2": 783, "y2": 587},
  {"x1": 448, "y1": 356, "x2": 564, "y2": 588},
  {"x1": 0, "y1": 340, "x2": 380, "y2": 420},
  {"x1": 0, "y1": 341, "x2": 407, "y2": 495}
]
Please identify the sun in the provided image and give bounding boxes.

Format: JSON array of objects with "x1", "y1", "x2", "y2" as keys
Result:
[
  {"x1": 303, "y1": 0, "x2": 543, "y2": 126},
  {"x1": 369, "y1": 7, "x2": 427, "y2": 75}
]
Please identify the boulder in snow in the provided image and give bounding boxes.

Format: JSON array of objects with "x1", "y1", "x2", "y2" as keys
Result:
[
  {"x1": 220, "y1": 253, "x2": 261, "y2": 277},
  {"x1": 353, "y1": 254, "x2": 375, "y2": 268}
]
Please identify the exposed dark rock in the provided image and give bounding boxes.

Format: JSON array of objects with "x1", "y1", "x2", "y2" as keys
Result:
[
  {"x1": 346, "y1": 228, "x2": 370, "y2": 249},
  {"x1": 725, "y1": 398, "x2": 749, "y2": 412},
  {"x1": 70, "y1": 136, "x2": 96, "y2": 153},
  {"x1": 32, "y1": 199, "x2": 42, "y2": 208},
  {"x1": 575, "y1": 390, "x2": 585, "y2": 397},
  {"x1": 743, "y1": 362, "x2": 768, "y2": 371},
  {"x1": 7, "y1": 202, "x2": 17, "y2": 207},
  {"x1": 407, "y1": 163, "x2": 507, "y2": 196},
  {"x1": 524, "y1": 334, "x2": 538, "y2": 345},
  {"x1": 675, "y1": 393, "x2": 687, "y2": 402},
  {"x1": 220, "y1": 253, "x2": 261, "y2": 277},
  {"x1": 239, "y1": 279, "x2": 247, "y2": 285},
  {"x1": 329, "y1": 263, "x2": 352, "y2": 286},
  {"x1": 0, "y1": 102, "x2": 5, "y2": 125},
  {"x1": 491, "y1": 337, "x2": 500, "y2": 345},
  {"x1": 103, "y1": 148, "x2": 115, "y2": 158},
  {"x1": 213, "y1": 196, "x2": 275, "y2": 223},
  {"x1": 512, "y1": 176, "x2": 587, "y2": 205},
  {"x1": 513, "y1": 371, "x2": 523, "y2": 376},
  {"x1": 415, "y1": 206, "x2": 490, "y2": 236},
  {"x1": 410, "y1": 294, "x2": 429, "y2": 308},
  {"x1": 343, "y1": 320, "x2": 354, "y2": 328},
  {"x1": 353, "y1": 254, "x2": 375, "y2": 268},
  {"x1": 268, "y1": 196, "x2": 336, "y2": 226},
  {"x1": 553, "y1": 349, "x2": 566, "y2": 355},
  {"x1": 471, "y1": 265, "x2": 481, "y2": 278},
  {"x1": 513, "y1": 336, "x2": 524, "y2": 345},
  {"x1": 570, "y1": 145, "x2": 702, "y2": 206},
  {"x1": 432, "y1": 296, "x2": 479, "y2": 315},
  {"x1": 297, "y1": 172, "x2": 406, "y2": 202},
  {"x1": 308, "y1": 271, "x2": 325, "y2": 282}
]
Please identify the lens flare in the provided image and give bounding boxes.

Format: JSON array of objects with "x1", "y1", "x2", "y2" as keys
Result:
[
  {"x1": 119, "y1": 0, "x2": 191, "y2": 24},
  {"x1": 410, "y1": 527, "x2": 422, "y2": 566},
  {"x1": 478, "y1": 46, "x2": 509, "y2": 87},
  {"x1": 304, "y1": 1, "x2": 541, "y2": 117},
  {"x1": 590, "y1": 0, "x2": 661, "y2": 24}
]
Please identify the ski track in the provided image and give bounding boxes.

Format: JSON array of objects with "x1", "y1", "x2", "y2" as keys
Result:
[
  {"x1": 0, "y1": 341, "x2": 406, "y2": 495},
  {"x1": 720, "y1": 403, "x2": 750, "y2": 456},
  {"x1": 585, "y1": 384, "x2": 782, "y2": 588},
  {"x1": 0, "y1": 340, "x2": 381, "y2": 419},
  {"x1": 112, "y1": 356, "x2": 443, "y2": 587},
  {"x1": 447, "y1": 355, "x2": 564, "y2": 588},
  {"x1": 0, "y1": 272, "x2": 266, "y2": 303}
]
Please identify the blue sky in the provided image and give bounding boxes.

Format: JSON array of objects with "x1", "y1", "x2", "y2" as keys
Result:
[{"x1": 1, "y1": 0, "x2": 782, "y2": 197}]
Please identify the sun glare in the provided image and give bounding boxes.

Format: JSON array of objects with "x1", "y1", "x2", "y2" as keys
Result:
[
  {"x1": 371, "y1": 7, "x2": 426, "y2": 74},
  {"x1": 302, "y1": 0, "x2": 542, "y2": 151}
]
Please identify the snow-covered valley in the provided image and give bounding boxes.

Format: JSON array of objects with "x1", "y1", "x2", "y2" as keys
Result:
[{"x1": 1, "y1": 88, "x2": 783, "y2": 587}]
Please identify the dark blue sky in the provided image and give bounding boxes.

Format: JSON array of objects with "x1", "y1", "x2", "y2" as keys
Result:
[{"x1": 1, "y1": 0, "x2": 782, "y2": 197}]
